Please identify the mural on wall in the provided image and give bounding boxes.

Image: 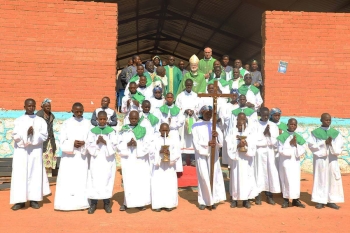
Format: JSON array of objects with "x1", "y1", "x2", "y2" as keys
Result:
[{"x1": 0, "y1": 112, "x2": 349, "y2": 173}]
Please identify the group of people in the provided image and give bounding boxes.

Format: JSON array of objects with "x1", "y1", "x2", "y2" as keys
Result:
[{"x1": 9, "y1": 47, "x2": 345, "y2": 214}]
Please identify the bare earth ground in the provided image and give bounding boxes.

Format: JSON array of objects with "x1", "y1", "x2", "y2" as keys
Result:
[{"x1": 0, "y1": 171, "x2": 349, "y2": 233}]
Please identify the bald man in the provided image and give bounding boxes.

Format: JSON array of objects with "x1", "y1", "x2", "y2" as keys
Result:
[{"x1": 198, "y1": 47, "x2": 216, "y2": 79}]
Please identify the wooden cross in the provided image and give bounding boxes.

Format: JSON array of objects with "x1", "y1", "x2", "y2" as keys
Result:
[{"x1": 197, "y1": 80, "x2": 231, "y2": 195}]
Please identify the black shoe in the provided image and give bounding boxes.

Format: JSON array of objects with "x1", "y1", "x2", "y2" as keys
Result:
[
  {"x1": 138, "y1": 206, "x2": 146, "y2": 211},
  {"x1": 243, "y1": 200, "x2": 251, "y2": 209},
  {"x1": 281, "y1": 199, "x2": 289, "y2": 208},
  {"x1": 198, "y1": 205, "x2": 206, "y2": 210},
  {"x1": 255, "y1": 195, "x2": 262, "y2": 205},
  {"x1": 190, "y1": 160, "x2": 196, "y2": 167},
  {"x1": 88, "y1": 205, "x2": 97, "y2": 214},
  {"x1": 315, "y1": 203, "x2": 324, "y2": 209},
  {"x1": 119, "y1": 205, "x2": 127, "y2": 211},
  {"x1": 212, "y1": 204, "x2": 217, "y2": 210},
  {"x1": 11, "y1": 203, "x2": 25, "y2": 210},
  {"x1": 154, "y1": 208, "x2": 161, "y2": 212},
  {"x1": 30, "y1": 201, "x2": 40, "y2": 209},
  {"x1": 165, "y1": 208, "x2": 173, "y2": 212},
  {"x1": 104, "y1": 204, "x2": 112, "y2": 213},
  {"x1": 230, "y1": 200, "x2": 238, "y2": 208},
  {"x1": 326, "y1": 203, "x2": 340, "y2": 210},
  {"x1": 292, "y1": 199, "x2": 305, "y2": 208},
  {"x1": 266, "y1": 196, "x2": 275, "y2": 205}
]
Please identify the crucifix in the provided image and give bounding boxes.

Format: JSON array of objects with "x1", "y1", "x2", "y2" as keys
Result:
[{"x1": 197, "y1": 80, "x2": 231, "y2": 195}]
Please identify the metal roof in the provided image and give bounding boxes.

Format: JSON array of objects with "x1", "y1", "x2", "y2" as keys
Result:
[{"x1": 116, "y1": 0, "x2": 350, "y2": 69}]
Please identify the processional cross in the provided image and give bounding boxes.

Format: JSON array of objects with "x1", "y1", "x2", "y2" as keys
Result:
[{"x1": 197, "y1": 80, "x2": 232, "y2": 194}]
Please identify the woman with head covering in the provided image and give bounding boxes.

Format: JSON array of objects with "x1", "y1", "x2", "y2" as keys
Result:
[
  {"x1": 269, "y1": 107, "x2": 287, "y2": 134},
  {"x1": 36, "y1": 98, "x2": 57, "y2": 177},
  {"x1": 149, "y1": 86, "x2": 165, "y2": 114},
  {"x1": 152, "y1": 55, "x2": 162, "y2": 68}
]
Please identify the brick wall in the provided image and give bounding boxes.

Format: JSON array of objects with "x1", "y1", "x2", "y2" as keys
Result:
[
  {"x1": 0, "y1": 0, "x2": 117, "y2": 112},
  {"x1": 262, "y1": 11, "x2": 350, "y2": 118}
]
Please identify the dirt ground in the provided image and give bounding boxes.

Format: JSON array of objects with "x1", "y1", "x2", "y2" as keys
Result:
[{"x1": 0, "y1": 171, "x2": 349, "y2": 233}]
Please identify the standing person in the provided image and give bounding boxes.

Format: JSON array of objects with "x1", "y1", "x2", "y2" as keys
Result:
[
  {"x1": 199, "y1": 84, "x2": 226, "y2": 114},
  {"x1": 54, "y1": 103, "x2": 91, "y2": 211},
  {"x1": 177, "y1": 55, "x2": 207, "y2": 96},
  {"x1": 209, "y1": 60, "x2": 226, "y2": 80},
  {"x1": 192, "y1": 105, "x2": 226, "y2": 210},
  {"x1": 238, "y1": 73, "x2": 263, "y2": 112},
  {"x1": 117, "y1": 111, "x2": 152, "y2": 211},
  {"x1": 121, "y1": 82, "x2": 144, "y2": 116},
  {"x1": 125, "y1": 65, "x2": 152, "y2": 97},
  {"x1": 226, "y1": 118, "x2": 257, "y2": 209},
  {"x1": 178, "y1": 60, "x2": 188, "y2": 76},
  {"x1": 136, "y1": 76, "x2": 153, "y2": 100},
  {"x1": 157, "y1": 93, "x2": 184, "y2": 173},
  {"x1": 139, "y1": 100, "x2": 160, "y2": 134},
  {"x1": 150, "y1": 123, "x2": 180, "y2": 212},
  {"x1": 244, "y1": 63, "x2": 250, "y2": 72},
  {"x1": 176, "y1": 79, "x2": 200, "y2": 166},
  {"x1": 91, "y1": 97, "x2": 118, "y2": 127},
  {"x1": 116, "y1": 59, "x2": 133, "y2": 111},
  {"x1": 254, "y1": 107, "x2": 281, "y2": 205},
  {"x1": 269, "y1": 108, "x2": 287, "y2": 134},
  {"x1": 86, "y1": 111, "x2": 117, "y2": 214},
  {"x1": 149, "y1": 86, "x2": 165, "y2": 114},
  {"x1": 145, "y1": 60, "x2": 157, "y2": 82},
  {"x1": 154, "y1": 66, "x2": 168, "y2": 94},
  {"x1": 230, "y1": 68, "x2": 245, "y2": 89},
  {"x1": 277, "y1": 118, "x2": 307, "y2": 208},
  {"x1": 10, "y1": 99, "x2": 50, "y2": 210},
  {"x1": 36, "y1": 98, "x2": 57, "y2": 178},
  {"x1": 234, "y1": 59, "x2": 249, "y2": 77},
  {"x1": 198, "y1": 47, "x2": 216, "y2": 79},
  {"x1": 308, "y1": 113, "x2": 345, "y2": 210},
  {"x1": 153, "y1": 55, "x2": 162, "y2": 68},
  {"x1": 250, "y1": 60, "x2": 263, "y2": 88},
  {"x1": 164, "y1": 56, "x2": 183, "y2": 98},
  {"x1": 208, "y1": 66, "x2": 231, "y2": 94},
  {"x1": 222, "y1": 55, "x2": 233, "y2": 80}
]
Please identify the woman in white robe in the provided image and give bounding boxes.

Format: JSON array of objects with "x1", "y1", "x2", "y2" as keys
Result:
[
  {"x1": 10, "y1": 107, "x2": 51, "y2": 209},
  {"x1": 54, "y1": 107, "x2": 91, "y2": 211},
  {"x1": 192, "y1": 106, "x2": 226, "y2": 209}
]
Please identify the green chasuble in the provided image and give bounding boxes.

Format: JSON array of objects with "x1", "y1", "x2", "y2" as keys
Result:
[
  {"x1": 277, "y1": 131, "x2": 306, "y2": 145},
  {"x1": 164, "y1": 65, "x2": 183, "y2": 98},
  {"x1": 311, "y1": 127, "x2": 340, "y2": 140},
  {"x1": 238, "y1": 84, "x2": 260, "y2": 95},
  {"x1": 129, "y1": 72, "x2": 153, "y2": 87},
  {"x1": 139, "y1": 113, "x2": 160, "y2": 127},
  {"x1": 232, "y1": 107, "x2": 255, "y2": 117},
  {"x1": 198, "y1": 58, "x2": 216, "y2": 74},
  {"x1": 90, "y1": 126, "x2": 114, "y2": 135},
  {"x1": 176, "y1": 71, "x2": 207, "y2": 97},
  {"x1": 120, "y1": 124, "x2": 146, "y2": 140}
]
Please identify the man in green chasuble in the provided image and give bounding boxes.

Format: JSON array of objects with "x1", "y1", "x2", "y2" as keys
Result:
[{"x1": 164, "y1": 56, "x2": 183, "y2": 99}]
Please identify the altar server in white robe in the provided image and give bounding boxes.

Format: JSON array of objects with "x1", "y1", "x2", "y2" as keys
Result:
[
  {"x1": 86, "y1": 111, "x2": 117, "y2": 214},
  {"x1": 237, "y1": 73, "x2": 263, "y2": 112},
  {"x1": 121, "y1": 82, "x2": 144, "y2": 124},
  {"x1": 226, "y1": 118, "x2": 257, "y2": 209},
  {"x1": 176, "y1": 79, "x2": 200, "y2": 166},
  {"x1": 192, "y1": 105, "x2": 226, "y2": 210},
  {"x1": 277, "y1": 118, "x2": 306, "y2": 208},
  {"x1": 254, "y1": 107, "x2": 281, "y2": 205},
  {"x1": 308, "y1": 113, "x2": 345, "y2": 210},
  {"x1": 117, "y1": 111, "x2": 152, "y2": 211},
  {"x1": 149, "y1": 86, "x2": 165, "y2": 114},
  {"x1": 157, "y1": 93, "x2": 184, "y2": 172},
  {"x1": 10, "y1": 98, "x2": 51, "y2": 210},
  {"x1": 54, "y1": 102, "x2": 91, "y2": 211},
  {"x1": 150, "y1": 123, "x2": 180, "y2": 212}
]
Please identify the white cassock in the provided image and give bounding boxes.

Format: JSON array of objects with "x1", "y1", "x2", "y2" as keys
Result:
[
  {"x1": 206, "y1": 78, "x2": 231, "y2": 94},
  {"x1": 255, "y1": 120, "x2": 281, "y2": 194},
  {"x1": 10, "y1": 115, "x2": 50, "y2": 204},
  {"x1": 192, "y1": 121, "x2": 226, "y2": 206},
  {"x1": 176, "y1": 91, "x2": 200, "y2": 154},
  {"x1": 226, "y1": 129, "x2": 257, "y2": 200},
  {"x1": 117, "y1": 127, "x2": 151, "y2": 208},
  {"x1": 137, "y1": 86, "x2": 153, "y2": 100},
  {"x1": 231, "y1": 78, "x2": 243, "y2": 89},
  {"x1": 157, "y1": 105, "x2": 184, "y2": 172},
  {"x1": 54, "y1": 117, "x2": 91, "y2": 210},
  {"x1": 278, "y1": 133, "x2": 306, "y2": 199},
  {"x1": 198, "y1": 97, "x2": 226, "y2": 115},
  {"x1": 150, "y1": 97, "x2": 165, "y2": 114},
  {"x1": 122, "y1": 95, "x2": 142, "y2": 125},
  {"x1": 86, "y1": 130, "x2": 117, "y2": 200},
  {"x1": 308, "y1": 128, "x2": 344, "y2": 204},
  {"x1": 219, "y1": 102, "x2": 239, "y2": 165},
  {"x1": 150, "y1": 135, "x2": 180, "y2": 209},
  {"x1": 245, "y1": 86, "x2": 263, "y2": 111}
]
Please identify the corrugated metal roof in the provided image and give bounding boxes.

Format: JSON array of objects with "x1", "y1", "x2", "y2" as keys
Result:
[{"x1": 116, "y1": 0, "x2": 350, "y2": 69}]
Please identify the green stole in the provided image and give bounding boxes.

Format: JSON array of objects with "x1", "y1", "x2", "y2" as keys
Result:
[
  {"x1": 311, "y1": 127, "x2": 339, "y2": 140},
  {"x1": 139, "y1": 113, "x2": 160, "y2": 127},
  {"x1": 238, "y1": 84, "x2": 260, "y2": 95},
  {"x1": 90, "y1": 126, "x2": 114, "y2": 135},
  {"x1": 207, "y1": 77, "x2": 232, "y2": 88},
  {"x1": 159, "y1": 104, "x2": 180, "y2": 116},
  {"x1": 120, "y1": 124, "x2": 146, "y2": 140},
  {"x1": 129, "y1": 72, "x2": 152, "y2": 87},
  {"x1": 232, "y1": 107, "x2": 255, "y2": 117},
  {"x1": 277, "y1": 131, "x2": 306, "y2": 145},
  {"x1": 209, "y1": 68, "x2": 227, "y2": 80},
  {"x1": 231, "y1": 77, "x2": 245, "y2": 88},
  {"x1": 239, "y1": 68, "x2": 247, "y2": 77},
  {"x1": 131, "y1": 91, "x2": 145, "y2": 104}
]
